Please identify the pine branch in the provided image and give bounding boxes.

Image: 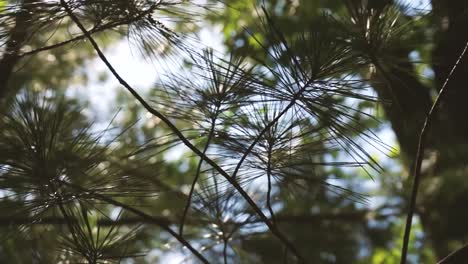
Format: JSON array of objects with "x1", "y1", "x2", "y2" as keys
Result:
[
  {"x1": 266, "y1": 143, "x2": 276, "y2": 223},
  {"x1": 60, "y1": 0, "x2": 305, "y2": 261},
  {"x1": 179, "y1": 110, "x2": 219, "y2": 236},
  {"x1": 231, "y1": 83, "x2": 310, "y2": 180},
  {"x1": 60, "y1": 180, "x2": 210, "y2": 264},
  {"x1": 400, "y1": 40, "x2": 468, "y2": 264},
  {"x1": 231, "y1": 6, "x2": 314, "y2": 180}
]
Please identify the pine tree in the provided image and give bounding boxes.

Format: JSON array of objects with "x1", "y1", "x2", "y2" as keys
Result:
[{"x1": 1, "y1": 0, "x2": 468, "y2": 263}]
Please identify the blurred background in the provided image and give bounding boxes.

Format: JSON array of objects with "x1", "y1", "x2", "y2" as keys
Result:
[{"x1": 2, "y1": 0, "x2": 468, "y2": 263}]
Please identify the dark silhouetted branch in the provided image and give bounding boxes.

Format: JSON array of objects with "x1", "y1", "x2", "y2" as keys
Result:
[
  {"x1": 400, "y1": 40, "x2": 468, "y2": 264},
  {"x1": 180, "y1": 111, "x2": 219, "y2": 236},
  {"x1": 60, "y1": 0, "x2": 304, "y2": 261},
  {"x1": 437, "y1": 243, "x2": 468, "y2": 264}
]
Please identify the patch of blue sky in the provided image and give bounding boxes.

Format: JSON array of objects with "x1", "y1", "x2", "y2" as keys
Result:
[{"x1": 403, "y1": 0, "x2": 432, "y2": 15}]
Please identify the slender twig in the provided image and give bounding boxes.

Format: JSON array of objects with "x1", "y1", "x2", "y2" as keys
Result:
[
  {"x1": 437, "y1": 242, "x2": 468, "y2": 264},
  {"x1": 60, "y1": 1, "x2": 304, "y2": 261},
  {"x1": 179, "y1": 113, "x2": 219, "y2": 236},
  {"x1": 60, "y1": 181, "x2": 210, "y2": 264},
  {"x1": 1, "y1": 210, "x2": 396, "y2": 227},
  {"x1": 266, "y1": 143, "x2": 276, "y2": 223},
  {"x1": 231, "y1": 6, "x2": 313, "y2": 180},
  {"x1": 231, "y1": 84, "x2": 310, "y2": 180},
  {"x1": 400, "y1": 40, "x2": 468, "y2": 264}
]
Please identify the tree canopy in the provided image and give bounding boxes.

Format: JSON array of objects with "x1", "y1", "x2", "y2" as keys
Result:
[{"x1": 1, "y1": 0, "x2": 468, "y2": 263}]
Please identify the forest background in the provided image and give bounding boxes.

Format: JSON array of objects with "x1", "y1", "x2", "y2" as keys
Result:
[{"x1": 1, "y1": 0, "x2": 467, "y2": 263}]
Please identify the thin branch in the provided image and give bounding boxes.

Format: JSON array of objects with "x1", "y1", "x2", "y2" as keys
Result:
[
  {"x1": 230, "y1": 6, "x2": 314, "y2": 180},
  {"x1": 0, "y1": 210, "x2": 397, "y2": 227},
  {"x1": 400, "y1": 40, "x2": 468, "y2": 264},
  {"x1": 231, "y1": 84, "x2": 309, "y2": 180},
  {"x1": 266, "y1": 143, "x2": 276, "y2": 223},
  {"x1": 60, "y1": 1, "x2": 305, "y2": 261},
  {"x1": 437, "y1": 243, "x2": 468, "y2": 264},
  {"x1": 179, "y1": 113, "x2": 219, "y2": 236}
]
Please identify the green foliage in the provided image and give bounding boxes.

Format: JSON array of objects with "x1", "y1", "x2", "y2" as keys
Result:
[{"x1": 1, "y1": 0, "x2": 467, "y2": 263}]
